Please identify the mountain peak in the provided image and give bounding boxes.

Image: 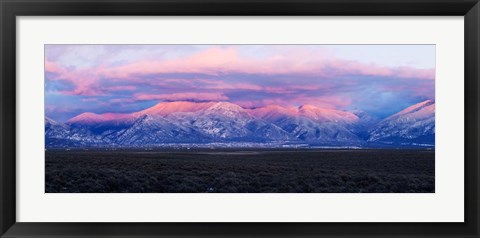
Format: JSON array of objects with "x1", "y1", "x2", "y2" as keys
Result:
[
  {"x1": 67, "y1": 112, "x2": 131, "y2": 124},
  {"x1": 67, "y1": 112, "x2": 102, "y2": 124},
  {"x1": 369, "y1": 100, "x2": 435, "y2": 144},
  {"x1": 248, "y1": 105, "x2": 298, "y2": 120},
  {"x1": 298, "y1": 104, "x2": 359, "y2": 123},
  {"x1": 137, "y1": 101, "x2": 217, "y2": 116},
  {"x1": 298, "y1": 104, "x2": 318, "y2": 111},
  {"x1": 45, "y1": 116, "x2": 57, "y2": 124},
  {"x1": 387, "y1": 99, "x2": 435, "y2": 120},
  {"x1": 208, "y1": 101, "x2": 243, "y2": 110},
  {"x1": 203, "y1": 101, "x2": 252, "y2": 119}
]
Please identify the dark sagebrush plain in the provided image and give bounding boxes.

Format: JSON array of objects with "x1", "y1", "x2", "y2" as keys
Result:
[{"x1": 45, "y1": 149, "x2": 434, "y2": 193}]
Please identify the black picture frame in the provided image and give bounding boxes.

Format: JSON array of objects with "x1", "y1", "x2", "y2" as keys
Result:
[{"x1": 1, "y1": 0, "x2": 479, "y2": 237}]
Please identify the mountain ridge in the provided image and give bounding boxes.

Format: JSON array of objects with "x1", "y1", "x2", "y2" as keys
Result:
[{"x1": 45, "y1": 100, "x2": 435, "y2": 148}]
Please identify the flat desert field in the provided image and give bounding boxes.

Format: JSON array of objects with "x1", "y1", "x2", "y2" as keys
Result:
[{"x1": 45, "y1": 149, "x2": 434, "y2": 193}]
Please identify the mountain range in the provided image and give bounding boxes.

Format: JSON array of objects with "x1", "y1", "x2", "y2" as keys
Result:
[{"x1": 45, "y1": 100, "x2": 435, "y2": 148}]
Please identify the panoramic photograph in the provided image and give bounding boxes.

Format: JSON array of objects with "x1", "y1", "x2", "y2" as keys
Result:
[{"x1": 45, "y1": 45, "x2": 435, "y2": 193}]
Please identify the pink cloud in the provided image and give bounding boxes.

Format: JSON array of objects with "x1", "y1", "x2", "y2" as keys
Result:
[
  {"x1": 100, "y1": 47, "x2": 238, "y2": 78},
  {"x1": 59, "y1": 86, "x2": 103, "y2": 96},
  {"x1": 45, "y1": 46, "x2": 435, "y2": 98},
  {"x1": 108, "y1": 85, "x2": 137, "y2": 91},
  {"x1": 46, "y1": 105, "x2": 74, "y2": 114},
  {"x1": 95, "y1": 47, "x2": 435, "y2": 81},
  {"x1": 204, "y1": 81, "x2": 263, "y2": 91},
  {"x1": 264, "y1": 85, "x2": 326, "y2": 94},
  {"x1": 45, "y1": 60, "x2": 65, "y2": 74},
  {"x1": 133, "y1": 92, "x2": 229, "y2": 102},
  {"x1": 45, "y1": 60, "x2": 103, "y2": 96}
]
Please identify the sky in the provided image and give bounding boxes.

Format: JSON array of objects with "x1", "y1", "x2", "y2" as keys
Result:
[{"x1": 45, "y1": 45, "x2": 435, "y2": 122}]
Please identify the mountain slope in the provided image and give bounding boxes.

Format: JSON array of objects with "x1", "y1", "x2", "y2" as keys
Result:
[
  {"x1": 169, "y1": 102, "x2": 292, "y2": 142},
  {"x1": 368, "y1": 100, "x2": 435, "y2": 145},
  {"x1": 249, "y1": 105, "x2": 362, "y2": 144}
]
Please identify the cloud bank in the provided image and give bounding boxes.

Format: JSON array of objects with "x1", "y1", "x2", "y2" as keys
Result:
[{"x1": 45, "y1": 45, "x2": 435, "y2": 122}]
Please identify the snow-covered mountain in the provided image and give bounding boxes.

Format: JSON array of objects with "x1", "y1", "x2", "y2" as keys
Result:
[
  {"x1": 45, "y1": 117, "x2": 71, "y2": 147},
  {"x1": 45, "y1": 100, "x2": 435, "y2": 148},
  {"x1": 368, "y1": 100, "x2": 435, "y2": 146},
  {"x1": 248, "y1": 105, "x2": 362, "y2": 144}
]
